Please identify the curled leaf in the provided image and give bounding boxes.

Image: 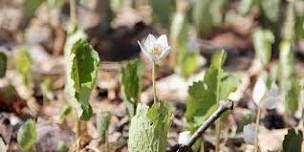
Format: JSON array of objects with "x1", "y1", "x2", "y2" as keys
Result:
[
  {"x1": 120, "y1": 60, "x2": 144, "y2": 117},
  {"x1": 128, "y1": 102, "x2": 172, "y2": 152},
  {"x1": 65, "y1": 37, "x2": 100, "y2": 120}
]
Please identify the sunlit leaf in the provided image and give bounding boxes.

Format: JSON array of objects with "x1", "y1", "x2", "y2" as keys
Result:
[
  {"x1": 283, "y1": 128, "x2": 303, "y2": 152},
  {"x1": 0, "y1": 52, "x2": 7, "y2": 78},
  {"x1": 279, "y1": 40, "x2": 299, "y2": 114},
  {"x1": 253, "y1": 28, "x2": 274, "y2": 65},
  {"x1": 15, "y1": 47, "x2": 32, "y2": 86},
  {"x1": 120, "y1": 60, "x2": 144, "y2": 117},
  {"x1": 17, "y1": 119, "x2": 37, "y2": 150},
  {"x1": 186, "y1": 51, "x2": 240, "y2": 127},
  {"x1": 96, "y1": 111, "x2": 112, "y2": 138},
  {"x1": 128, "y1": 102, "x2": 172, "y2": 152},
  {"x1": 65, "y1": 28, "x2": 100, "y2": 120}
]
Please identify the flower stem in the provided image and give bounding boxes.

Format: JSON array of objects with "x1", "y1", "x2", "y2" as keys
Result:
[
  {"x1": 152, "y1": 61, "x2": 157, "y2": 103},
  {"x1": 215, "y1": 119, "x2": 222, "y2": 152},
  {"x1": 76, "y1": 118, "x2": 81, "y2": 152},
  {"x1": 69, "y1": 0, "x2": 77, "y2": 26},
  {"x1": 254, "y1": 107, "x2": 261, "y2": 152}
]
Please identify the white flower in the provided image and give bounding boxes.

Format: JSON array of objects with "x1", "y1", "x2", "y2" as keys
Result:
[
  {"x1": 187, "y1": 36, "x2": 200, "y2": 52},
  {"x1": 137, "y1": 34, "x2": 171, "y2": 61},
  {"x1": 243, "y1": 123, "x2": 256, "y2": 145},
  {"x1": 252, "y1": 76, "x2": 267, "y2": 104},
  {"x1": 260, "y1": 82, "x2": 280, "y2": 109},
  {"x1": 178, "y1": 131, "x2": 191, "y2": 145}
]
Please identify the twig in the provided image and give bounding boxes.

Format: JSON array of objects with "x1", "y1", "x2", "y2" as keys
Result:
[{"x1": 177, "y1": 100, "x2": 234, "y2": 152}]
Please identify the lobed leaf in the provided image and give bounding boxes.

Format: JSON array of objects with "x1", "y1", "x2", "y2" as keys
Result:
[
  {"x1": 186, "y1": 51, "x2": 240, "y2": 127},
  {"x1": 17, "y1": 119, "x2": 37, "y2": 150}
]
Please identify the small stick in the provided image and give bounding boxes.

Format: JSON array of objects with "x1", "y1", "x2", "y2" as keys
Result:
[{"x1": 177, "y1": 100, "x2": 234, "y2": 152}]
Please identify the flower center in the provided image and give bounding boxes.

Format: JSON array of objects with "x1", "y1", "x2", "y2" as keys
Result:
[{"x1": 150, "y1": 47, "x2": 161, "y2": 56}]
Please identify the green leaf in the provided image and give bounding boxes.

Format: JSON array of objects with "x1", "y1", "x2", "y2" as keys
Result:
[
  {"x1": 282, "y1": 1, "x2": 295, "y2": 41},
  {"x1": 57, "y1": 141, "x2": 68, "y2": 152},
  {"x1": 96, "y1": 111, "x2": 112, "y2": 138},
  {"x1": 0, "y1": 52, "x2": 7, "y2": 78},
  {"x1": 170, "y1": 11, "x2": 190, "y2": 44},
  {"x1": 283, "y1": 128, "x2": 303, "y2": 152},
  {"x1": 17, "y1": 119, "x2": 37, "y2": 150},
  {"x1": 186, "y1": 51, "x2": 240, "y2": 127},
  {"x1": 23, "y1": 0, "x2": 45, "y2": 19},
  {"x1": 150, "y1": 0, "x2": 175, "y2": 27},
  {"x1": 40, "y1": 78, "x2": 54, "y2": 101},
  {"x1": 210, "y1": 0, "x2": 228, "y2": 26},
  {"x1": 65, "y1": 29, "x2": 100, "y2": 120},
  {"x1": 128, "y1": 102, "x2": 172, "y2": 152},
  {"x1": 239, "y1": 0, "x2": 254, "y2": 15},
  {"x1": 59, "y1": 104, "x2": 72, "y2": 121},
  {"x1": 192, "y1": 0, "x2": 213, "y2": 37},
  {"x1": 261, "y1": 0, "x2": 281, "y2": 23},
  {"x1": 253, "y1": 28, "x2": 274, "y2": 65},
  {"x1": 15, "y1": 47, "x2": 32, "y2": 86},
  {"x1": 120, "y1": 60, "x2": 144, "y2": 117},
  {"x1": 177, "y1": 51, "x2": 200, "y2": 78},
  {"x1": 279, "y1": 40, "x2": 299, "y2": 114}
]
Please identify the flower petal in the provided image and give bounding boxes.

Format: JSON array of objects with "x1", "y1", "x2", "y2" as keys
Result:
[
  {"x1": 252, "y1": 76, "x2": 267, "y2": 104},
  {"x1": 260, "y1": 96, "x2": 280, "y2": 109},
  {"x1": 156, "y1": 34, "x2": 169, "y2": 47},
  {"x1": 260, "y1": 82, "x2": 280, "y2": 109},
  {"x1": 138, "y1": 41, "x2": 156, "y2": 61},
  {"x1": 187, "y1": 36, "x2": 200, "y2": 52},
  {"x1": 243, "y1": 123, "x2": 256, "y2": 145},
  {"x1": 178, "y1": 131, "x2": 191, "y2": 145},
  {"x1": 156, "y1": 46, "x2": 171, "y2": 60},
  {"x1": 268, "y1": 82, "x2": 279, "y2": 97},
  {"x1": 144, "y1": 34, "x2": 157, "y2": 50}
]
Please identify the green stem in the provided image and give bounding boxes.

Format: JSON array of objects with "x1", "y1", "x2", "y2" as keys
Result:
[
  {"x1": 254, "y1": 107, "x2": 261, "y2": 152},
  {"x1": 76, "y1": 116, "x2": 81, "y2": 152},
  {"x1": 215, "y1": 119, "x2": 221, "y2": 152},
  {"x1": 69, "y1": 0, "x2": 77, "y2": 26},
  {"x1": 152, "y1": 61, "x2": 157, "y2": 103}
]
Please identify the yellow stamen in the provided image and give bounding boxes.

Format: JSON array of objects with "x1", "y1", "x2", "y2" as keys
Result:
[{"x1": 150, "y1": 47, "x2": 161, "y2": 56}]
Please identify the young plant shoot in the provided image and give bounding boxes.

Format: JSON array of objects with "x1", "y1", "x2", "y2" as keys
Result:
[
  {"x1": 128, "y1": 34, "x2": 172, "y2": 152},
  {"x1": 247, "y1": 76, "x2": 280, "y2": 151}
]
